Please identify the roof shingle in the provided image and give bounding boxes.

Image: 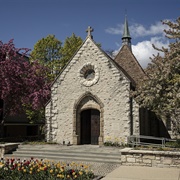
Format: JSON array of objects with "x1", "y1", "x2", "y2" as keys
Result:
[{"x1": 114, "y1": 45, "x2": 146, "y2": 86}]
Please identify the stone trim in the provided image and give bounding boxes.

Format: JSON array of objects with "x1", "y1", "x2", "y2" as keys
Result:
[
  {"x1": 74, "y1": 92, "x2": 104, "y2": 110},
  {"x1": 79, "y1": 63, "x2": 100, "y2": 87},
  {"x1": 73, "y1": 92, "x2": 104, "y2": 145},
  {"x1": 120, "y1": 148, "x2": 180, "y2": 168},
  {"x1": 45, "y1": 100, "x2": 58, "y2": 142}
]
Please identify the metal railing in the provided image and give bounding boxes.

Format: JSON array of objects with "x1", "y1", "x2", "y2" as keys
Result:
[{"x1": 127, "y1": 135, "x2": 176, "y2": 148}]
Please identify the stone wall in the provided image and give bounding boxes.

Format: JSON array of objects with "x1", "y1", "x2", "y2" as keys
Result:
[
  {"x1": 0, "y1": 143, "x2": 19, "y2": 158},
  {"x1": 46, "y1": 37, "x2": 137, "y2": 145},
  {"x1": 120, "y1": 148, "x2": 180, "y2": 168}
]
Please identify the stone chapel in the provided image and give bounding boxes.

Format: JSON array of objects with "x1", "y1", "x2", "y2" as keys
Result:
[{"x1": 45, "y1": 18, "x2": 170, "y2": 146}]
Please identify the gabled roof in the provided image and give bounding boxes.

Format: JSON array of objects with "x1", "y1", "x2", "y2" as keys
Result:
[
  {"x1": 49, "y1": 35, "x2": 136, "y2": 91},
  {"x1": 114, "y1": 45, "x2": 146, "y2": 86}
]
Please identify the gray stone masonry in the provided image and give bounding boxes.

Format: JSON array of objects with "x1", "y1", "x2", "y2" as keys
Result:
[
  {"x1": 120, "y1": 148, "x2": 180, "y2": 168},
  {"x1": 45, "y1": 37, "x2": 140, "y2": 145},
  {"x1": 0, "y1": 143, "x2": 19, "y2": 158}
]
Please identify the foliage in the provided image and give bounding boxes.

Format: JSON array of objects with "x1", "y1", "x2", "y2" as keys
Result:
[
  {"x1": 104, "y1": 141, "x2": 121, "y2": 147},
  {"x1": 25, "y1": 105, "x2": 45, "y2": 123},
  {"x1": 0, "y1": 40, "x2": 50, "y2": 120},
  {"x1": 30, "y1": 35, "x2": 62, "y2": 80},
  {"x1": 0, "y1": 158, "x2": 95, "y2": 180},
  {"x1": 28, "y1": 33, "x2": 82, "y2": 121},
  {"x1": 133, "y1": 17, "x2": 180, "y2": 136},
  {"x1": 31, "y1": 34, "x2": 83, "y2": 81},
  {"x1": 60, "y1": 33, "x2": 83, "y2": 69},
  {"x1": 31, "y1": 35, "x2": 62, "y2": 63},
  {"x1": 165, "y1": 139, "x2": 180, "y2": 148}
]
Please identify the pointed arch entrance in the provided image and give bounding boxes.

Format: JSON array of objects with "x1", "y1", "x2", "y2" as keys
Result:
[
  {"x1": 81, "y1": 109, "x2": 100, "y2": 145},
  {"x1": 73, "y1": 92, "x2": 104, "y2": 145}
]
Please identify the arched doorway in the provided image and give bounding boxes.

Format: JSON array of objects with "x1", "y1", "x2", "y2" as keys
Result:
[{"x1": 80, "y1": 109, "x2": 100, "y2": 145}]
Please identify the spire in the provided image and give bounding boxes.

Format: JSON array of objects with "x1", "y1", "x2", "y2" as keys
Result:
[{"x1": 122, "y1": 16, "x2": 131, "y2": 50}]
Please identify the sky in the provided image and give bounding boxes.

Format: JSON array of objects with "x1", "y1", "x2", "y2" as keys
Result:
[{"x1": 0, "y1": 0, "x2": 179, "y2": 68}]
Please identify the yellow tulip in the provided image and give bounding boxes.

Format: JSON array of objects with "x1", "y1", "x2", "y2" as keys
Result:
[
  {"x1": 50, "y1": 169, "x2": 53, "y2": 173},
  {"x1": 60, "y1": 174, "x2": 64, "y2": 178},
  {"x1": 60, "y1": 168, "x2": 64, "y2": 172}
]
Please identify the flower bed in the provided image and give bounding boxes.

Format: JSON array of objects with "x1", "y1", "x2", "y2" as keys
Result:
[{"x1": 0, "y1": 158, "x2": 95, "y2": 180}]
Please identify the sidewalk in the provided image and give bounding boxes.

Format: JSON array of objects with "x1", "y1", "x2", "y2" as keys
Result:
[{"x1": 101, "y1": 166, "x2": 180, "y2": 180}]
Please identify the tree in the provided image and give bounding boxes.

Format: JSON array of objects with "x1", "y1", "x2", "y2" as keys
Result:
[
  {"x1": 0, "y1": 40, "x2": 51, "y2": 123},
  {"x1": 30, "y1": 35, "x2": 62, "y2": 80},
  {"x1": 133, "y1": 17, "x2": 180, "y2": 136},
  {"x1": 31, "y1": 34, "x2": 83, "y2": 81},
  {"x1": 60, "y1": 33, "x2": 83, "y2": 68}
]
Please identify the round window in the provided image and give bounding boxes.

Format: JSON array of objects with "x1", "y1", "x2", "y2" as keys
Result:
[
  {"x1": 84, "y1": 69, "x2": 95, "y2": 81},
  {"x1": 79, "y1": 63, "x2": 99, "y2": 87}
]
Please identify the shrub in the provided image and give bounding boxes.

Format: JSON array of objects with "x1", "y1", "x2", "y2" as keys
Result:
[
  {"x1": 165, "y1": 139, "x2": 180, "y2": 148},
  {"x1": 104, "y1": 141, "x2": 121, "y2": 147}
]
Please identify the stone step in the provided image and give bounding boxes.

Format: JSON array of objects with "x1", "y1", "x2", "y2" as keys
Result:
[
  {"x1": 13, "y1": 150, "x2": 120, "y2": 159},
  {"x1": 15, "y1": 147, "x2": 120, "y2": 156},
  {"x1": 5, "y1": 145, "x2": 121, "y2": 164},
  {"x1": 6, "y1": 153, "x2": 120, "y2": 164}
]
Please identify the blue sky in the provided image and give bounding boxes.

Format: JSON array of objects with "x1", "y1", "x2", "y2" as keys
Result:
[{"x1": 0, "y1": 0, "x2": 179, "y2": 67}]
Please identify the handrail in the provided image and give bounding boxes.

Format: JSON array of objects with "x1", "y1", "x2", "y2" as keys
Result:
[{"x1": 128, "y1": 135, "x2": 176, "y2": 148}]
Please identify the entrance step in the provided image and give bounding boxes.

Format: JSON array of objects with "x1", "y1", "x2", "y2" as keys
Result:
[
  {"x1": 4, "y1": 144, "x2": 122, "y2": 176},
  {"x1": 4, "y1": 144, "x2": 121, "y2": 164}
]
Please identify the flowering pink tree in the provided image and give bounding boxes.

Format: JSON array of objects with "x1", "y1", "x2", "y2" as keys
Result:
[{"x1": 0, "y1": 40, "x2": 51, "y2": 123}]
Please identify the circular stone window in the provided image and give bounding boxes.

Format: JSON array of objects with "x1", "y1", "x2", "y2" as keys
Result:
[
  {"x1": 84, "y1": 69, "x2": 95, "y2": 81},
  {"x1": 79, "y1": 63, "x2": 99, "y2": 87}
]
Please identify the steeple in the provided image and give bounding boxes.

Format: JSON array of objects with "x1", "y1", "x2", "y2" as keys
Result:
[{"x1": 122, "y1": 16, "x2": 131, "y2": 50}]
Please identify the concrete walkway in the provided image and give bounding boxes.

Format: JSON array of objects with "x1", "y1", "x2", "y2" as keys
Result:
[{"x1": 102, "y1": 166, "x2": 180, "y2": 180}]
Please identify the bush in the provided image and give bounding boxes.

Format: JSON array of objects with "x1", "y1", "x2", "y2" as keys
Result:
[
  {"x1": 104, "y1": 141, "x2": 121, "y2": 147},
  {"x1": 0, "y1": 158, "x2": 94, "y2": 180},
  {"x1": 165, "y1": 139, "x2": 180, "y2": 148}
]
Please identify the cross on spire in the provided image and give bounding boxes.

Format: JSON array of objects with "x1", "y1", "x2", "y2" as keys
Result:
[{"x1": 86, "y1": 26, "x2": 94, "y2": 39}]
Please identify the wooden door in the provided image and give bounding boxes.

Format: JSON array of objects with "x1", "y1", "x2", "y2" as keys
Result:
[
  {"x1": 91, "y1": 109, "x2": 100, "y2": 145},
  {"x1": 80, "y1": 109, "x2": 100, "y2": 145},
  {"x1": 81, "y1": 110, "x2": 91, "y2": 144}
]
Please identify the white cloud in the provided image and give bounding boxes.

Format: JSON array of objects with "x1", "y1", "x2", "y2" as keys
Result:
[
  {"x1": 130, "y1": 22, "x2": 167, "y2": 38},
  {"x1": 132, "y1": 36, "x2": 169, "y2": 68},
  {"x1": 112, "y1": 36, "x2": 169, "y2": 68},
  {"x1": 105, "y1": 24, "x2": 124, "y2": 35},
  {"x1": 105, "y1": 21, "x2": 168, "y2": 38},
  {"x1": 107, "y1": 20, "x2": 170, "y2": 68}
]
